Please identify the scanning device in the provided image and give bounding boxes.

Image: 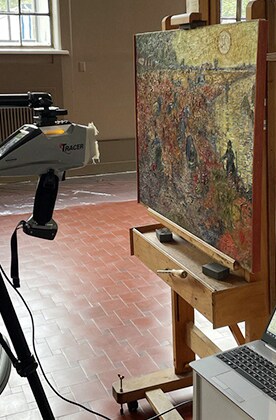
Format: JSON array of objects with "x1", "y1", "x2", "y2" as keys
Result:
[{"x1": 0, "y1": 92, "x2": 99, "y2": 239}]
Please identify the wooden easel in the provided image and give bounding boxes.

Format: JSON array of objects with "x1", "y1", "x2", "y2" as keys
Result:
[{"x1": 113, "y1": 1, "x2": 274, "y2": 417}]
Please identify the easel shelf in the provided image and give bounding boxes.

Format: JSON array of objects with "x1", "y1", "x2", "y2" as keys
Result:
[{"x1": 131, "y1": 224, "x2": 267, "y2": 329}]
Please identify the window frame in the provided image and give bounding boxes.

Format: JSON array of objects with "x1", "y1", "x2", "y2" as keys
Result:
[{"x1": 0, "y1": 0, "x2": 67, "y2": 54}]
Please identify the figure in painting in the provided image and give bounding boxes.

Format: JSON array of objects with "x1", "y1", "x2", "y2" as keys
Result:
[
  {"x1": 185, "y1": 135, "x2": 198, "y2": 169},
  {"x1": 222, "y1": 140, "x2": 236, "y2": 177},
  {"x1": 177, "y1": 106, "x2": 190, "y2": 147},
  {"x1": 152, "y1": 132, "x2": 163, "y2": 172}
]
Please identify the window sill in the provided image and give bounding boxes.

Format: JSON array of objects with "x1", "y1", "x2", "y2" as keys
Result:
[{"x1": 0, "y1": 48, "x2": 69, "y2": 55}]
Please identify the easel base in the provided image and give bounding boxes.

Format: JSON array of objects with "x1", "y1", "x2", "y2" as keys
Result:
[{"x1": 112, "y1": 367, "x2": 193, "y2": 405}]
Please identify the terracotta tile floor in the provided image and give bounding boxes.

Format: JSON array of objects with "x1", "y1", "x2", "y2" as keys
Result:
[{"x1": 0, "y1": 173, "x2": 194, "y2": 419}]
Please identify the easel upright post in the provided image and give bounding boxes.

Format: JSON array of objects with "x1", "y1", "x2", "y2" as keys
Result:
[
  {"x1": 262, "y1": 0, "x2": 276, "y2": 312},
  {"x1": 246, "y1": 0, "x2": 276, "y2": 313},
  {"x1": 172, "y1": 292, "x2": 194, "y2": 374}
]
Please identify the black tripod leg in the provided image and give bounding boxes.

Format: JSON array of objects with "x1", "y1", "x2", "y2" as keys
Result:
[{"x1": 0, "y1": 273, "x2": 55, "y2": 419}]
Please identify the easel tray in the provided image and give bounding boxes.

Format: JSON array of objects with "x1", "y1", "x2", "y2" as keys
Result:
[{"x1": 131, "y1": 224, "x2": 267, "y2": 328}]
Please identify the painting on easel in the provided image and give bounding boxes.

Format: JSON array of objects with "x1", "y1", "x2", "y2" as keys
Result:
[{"x1": 135, "y1": 20, "x2": 267, "y2": 272}]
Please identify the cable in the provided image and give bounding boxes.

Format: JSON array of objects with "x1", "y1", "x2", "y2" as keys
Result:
[
  {"x1": 146, "y1": 399, "x2": 192, "y2": 420},
  {"x1": 0, "y1": 264, "x2": 112, "y2": 420}
]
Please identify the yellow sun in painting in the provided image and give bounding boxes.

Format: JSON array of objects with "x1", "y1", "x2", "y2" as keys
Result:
[{"x1": 218, "y1": 31, "x2": 231, "y2": 55}]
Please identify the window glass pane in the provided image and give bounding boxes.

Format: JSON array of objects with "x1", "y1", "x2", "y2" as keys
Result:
[
  {"x1": 221, "y1": 0, "x2": 236, "y2": 22},
  {"x1": 21, "y1": 15, "x2": 51, "y2": 45},
  {"x1": 0, "y1": 0, "x2": 7, "y2": 12},
  {"x1": 0, "y1": 0, "x2": 19, "y2": 13},
  {"x1": 242, "y1": 1, "x2": 249, "y2": 19},
  {"x1": 221, "y1": 1, "x2": 250, "y2": 23},
  {"x1": 36, "y1": 0, "x2": 49, "y2": 13},
  {"x1": 20, "y1": 0, "x2": 34, "y2": 13},
  {"x1": 21, "y1": 0, "x2": 49, "y2": 14},
  {"x1": 0, "y1": 15, "x2": 10, "y2": 39},
  {"x1": 0, "y1": 14, "x2": 20, "y2": 44},
  {"x1": 10, "y1": 14, "x2": 20, "y2": 40}
]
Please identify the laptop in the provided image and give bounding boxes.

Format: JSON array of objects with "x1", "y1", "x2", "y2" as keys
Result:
[{"x1": 190, "y1": 308, "x2": 276, "y2": 419}]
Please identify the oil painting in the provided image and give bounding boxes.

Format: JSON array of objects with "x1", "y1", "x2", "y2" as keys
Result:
[{"x1": 135, "y1": 21, "x2": 267, "y2": 272}]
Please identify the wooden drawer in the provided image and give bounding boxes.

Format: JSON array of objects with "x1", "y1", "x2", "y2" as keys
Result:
[{"x1": 131, "y1": 224, "x2": 267, "y2": 328}]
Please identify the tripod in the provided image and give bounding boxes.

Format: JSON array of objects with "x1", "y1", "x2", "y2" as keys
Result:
[
  {"x1": 0, "y1": 270, "x2": 55, "y2": 419},
  {"x1": 0, "y1": 91, "x2": 98, "y2": 419},
  {"x1": 0, "y1": 92, "x2": 64, "y2": 416}
]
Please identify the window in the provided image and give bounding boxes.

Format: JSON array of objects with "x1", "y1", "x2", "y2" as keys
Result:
[
  {"x1": 0, "y1": 0, "x2": 52, "y2": 47},
  {"x1": 221, "y1": 0, "x2": 249, "y2": 23}
]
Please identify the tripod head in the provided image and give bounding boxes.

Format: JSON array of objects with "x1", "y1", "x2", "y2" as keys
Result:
[{"x1": 0, "y1": 92, "x2": 68, "y2": 126}]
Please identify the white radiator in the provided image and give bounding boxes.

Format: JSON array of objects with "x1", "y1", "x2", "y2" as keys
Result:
[{"x1": 0, "y1": 107, "x2": 33, "y2": 142}]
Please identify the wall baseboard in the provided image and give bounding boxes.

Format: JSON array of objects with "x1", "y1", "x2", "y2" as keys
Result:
[
  {"x1": 0, "y1": 161, "x2": 136, "y2": 183},
  {"x1": 67, "y1": 160, "x2": 136, "y2": 177}
]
